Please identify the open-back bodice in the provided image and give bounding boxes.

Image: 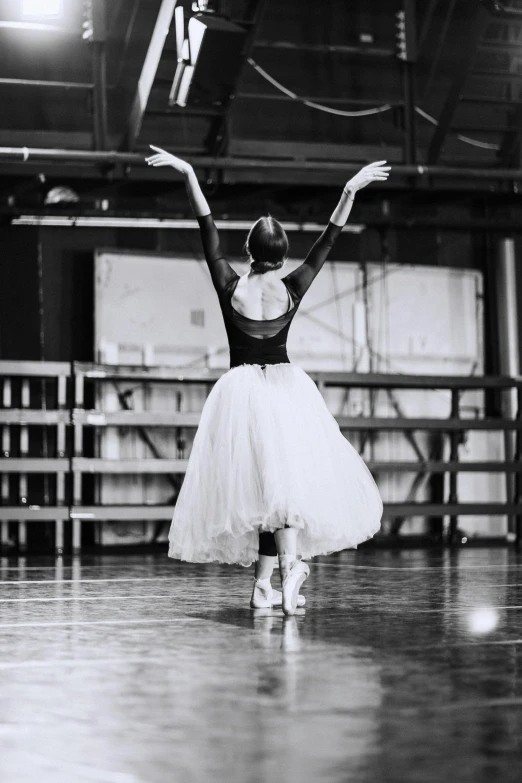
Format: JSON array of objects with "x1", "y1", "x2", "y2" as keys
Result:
[
  {"x1": 219, "y1": 274, "x2": 301, "y2": 367},
  {"x1": 196, "y1": 213, "x2": 342, "y2": 368}
]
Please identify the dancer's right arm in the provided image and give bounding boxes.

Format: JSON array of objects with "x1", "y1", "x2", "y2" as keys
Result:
[
  {"x1": 284, "y1": 161, "x2": 391, "y2": 298},
  {"x1": 145, "y1": 146, "x2": 237, "y2": 292}
]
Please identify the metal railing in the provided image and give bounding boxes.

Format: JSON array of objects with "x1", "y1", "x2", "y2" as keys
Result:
[{"x1": 1, "y1": 360, "x2": 521, "y2": 553}]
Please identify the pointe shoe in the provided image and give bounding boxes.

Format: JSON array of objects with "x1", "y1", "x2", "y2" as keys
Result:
[
  {"x1": 279, "y1": 556, "x2": 310, "y2": 616},
  {"x1": 250, "y1": 580, "x2": 306, "y2": 609},
  {"x1": 250, "y1": 577, "x2": 273, "y2": 609},
  {"x1": 271, "y1": 589, "x2": 305, "y2": 608}
]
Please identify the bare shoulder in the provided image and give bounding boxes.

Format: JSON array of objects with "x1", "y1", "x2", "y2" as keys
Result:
[{"x1": 232, "y1": 273, "x2": 291, "y2": 318}]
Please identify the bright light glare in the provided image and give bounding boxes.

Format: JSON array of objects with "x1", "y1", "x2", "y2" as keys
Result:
[
  {"x1": 22, "y1": 0, "x2": 63, "y2": 17},
  {"x1": 467, "y1": 607, "x2": 499, "y2": 635}
]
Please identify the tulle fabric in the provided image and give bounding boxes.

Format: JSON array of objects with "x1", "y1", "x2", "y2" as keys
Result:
[{"x1": 168, "y1": 364, "x2": 382, "y2": 567}]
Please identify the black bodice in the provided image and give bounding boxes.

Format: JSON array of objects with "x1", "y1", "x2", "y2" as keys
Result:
[
  {"x1": 219, "y1": 275, "x2": 299, "y2": 368},
  {"x1": 196, "y1": 214, "x2": 342, "y2": 369}
]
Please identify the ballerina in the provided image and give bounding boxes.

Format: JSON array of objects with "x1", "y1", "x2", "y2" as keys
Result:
[{"x1": 146, "y1": 145, "x2": 387, "y2": 615}]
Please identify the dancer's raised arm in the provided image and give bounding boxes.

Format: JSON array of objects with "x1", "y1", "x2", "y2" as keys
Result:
[
  {"x1": 284, "y1": 161, "x2": 390, "y2": 298},
  {"x1": 145, "y1": 145, "x2": 237, "y2": 292}
]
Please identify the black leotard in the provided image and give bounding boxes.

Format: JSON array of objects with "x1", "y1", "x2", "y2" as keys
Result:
[{"x1": 197, "y1": 213, "x2": 343, "y2": 368}]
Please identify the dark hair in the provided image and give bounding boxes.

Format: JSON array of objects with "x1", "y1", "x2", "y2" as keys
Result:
[{"x1": 245, "y1": 216, "x2": 289, "y2": 274}]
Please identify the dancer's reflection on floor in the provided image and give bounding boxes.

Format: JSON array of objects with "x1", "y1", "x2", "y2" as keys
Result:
[{"x1": 251, "y1": 610, "x2": 305, "y2": 702}]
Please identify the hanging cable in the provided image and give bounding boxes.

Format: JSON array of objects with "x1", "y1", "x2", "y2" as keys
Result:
[
  {"x1": 414, "y1": 106, "x2": 501, "y2": 151},
  {"x1": 247, "y1": 58, "x2": 502, "y2": 151},
  {"x1": 247, "y1": 58, "x2": 392, "y2": 117}
]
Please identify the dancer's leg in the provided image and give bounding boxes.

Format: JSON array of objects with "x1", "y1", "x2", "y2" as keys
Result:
[
  {"x1": 250, "y1": 531, "x2": 305, "y2": 609},
  {"x1": 274, "y1": 527, "x2": 297, "y2": 555},
  {"x1": 250, "y1": 533, "x2": 277, "y2": 608},
  {"x1": 255, "y1": 554, "x2": 277, "y2": 580},
  {"x1": 275, "y1": 526, "x2": 309, "y2": 616}
]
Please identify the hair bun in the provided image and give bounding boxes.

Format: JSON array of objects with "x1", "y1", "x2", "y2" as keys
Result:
[{"x1": 245, "y1": 215, "x2": 289, "y2": 273}]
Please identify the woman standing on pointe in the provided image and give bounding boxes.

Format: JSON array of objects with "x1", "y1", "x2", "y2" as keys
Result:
[{"x1": 146, "y1": 146, "x2": 387, "y2": 615}]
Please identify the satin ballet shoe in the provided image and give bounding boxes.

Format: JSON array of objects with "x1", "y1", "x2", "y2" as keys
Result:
[
  {"x1": 250, "y1": 577, "x2": 273, "y2": 609},
  {"x1": 280, "y1": 558, "x2": 310, "y2": 616},
  {"x1": 271, "y1": 589, "x2": 305, "y2": 608},
  {"x1": 250, "y1": 579, "x2": 306, "y2": 609}
]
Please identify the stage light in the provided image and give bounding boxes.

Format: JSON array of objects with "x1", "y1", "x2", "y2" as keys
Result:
[{"x1": 22, "y1": 0, "x2": 63, "y2": 17}]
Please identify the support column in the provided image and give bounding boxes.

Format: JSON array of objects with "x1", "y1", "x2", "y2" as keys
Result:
[{"x1": 496, "y1": 237, "x2": 520, "y2": 541}]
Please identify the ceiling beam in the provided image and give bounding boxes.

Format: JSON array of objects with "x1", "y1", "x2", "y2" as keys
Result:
[
  {"x1": 123, "y1": 0, "x2": 177, "y2": 151},
  {"x1": 497, "y1": 104, "x2": 522, "y2": 166},
  {"x1": 206, "y1": 0, "x2": 270, "y2": 156},
  {"x1": 427, "y1": 4, "x2": 491, "y2": 164}
]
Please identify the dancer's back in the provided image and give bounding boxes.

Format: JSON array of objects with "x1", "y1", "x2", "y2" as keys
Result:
[{"x1": 196, "y1": 213, "x2": 342, "y2": 367}]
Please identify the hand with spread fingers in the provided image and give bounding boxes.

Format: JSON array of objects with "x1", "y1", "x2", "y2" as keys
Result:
[
  {"x1": 345, "y1": 160, "x2": 391, "y2": 194},
  {"x1": 145, "y1": 145, "x2": 193, "y2": 176}
]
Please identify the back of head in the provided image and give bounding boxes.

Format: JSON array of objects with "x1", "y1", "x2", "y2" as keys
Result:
[{"x1": 245, "y1": 216, "x2": 289, "y2": 274}]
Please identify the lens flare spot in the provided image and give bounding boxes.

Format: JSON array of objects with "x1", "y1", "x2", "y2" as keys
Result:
[{"x1": 467, "y1": 607, "x2": 498, "y2": 634}]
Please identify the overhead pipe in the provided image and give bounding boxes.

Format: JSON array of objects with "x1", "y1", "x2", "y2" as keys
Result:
[{"x1": 2, "y1": 146, "x2": 522, "y2": 181}]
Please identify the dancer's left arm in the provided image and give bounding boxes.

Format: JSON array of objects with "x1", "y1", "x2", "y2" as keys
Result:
[
  {"x1": 284, "y1": 161, "x2": 390, "y2": 298},
  {"x1": 145, "y1": 146, "x2": 238, "y2": 293}
]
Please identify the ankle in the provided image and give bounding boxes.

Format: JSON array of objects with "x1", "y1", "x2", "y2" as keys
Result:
[{"x1": 278, "y1": 553, "x2": 296, "y2": 581}]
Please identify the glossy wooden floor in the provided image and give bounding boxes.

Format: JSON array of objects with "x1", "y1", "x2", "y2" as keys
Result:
[{"x1": 1, "y1": 548, "x2": 521, "y2": 783}]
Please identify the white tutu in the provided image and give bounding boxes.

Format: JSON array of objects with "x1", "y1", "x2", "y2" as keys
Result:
[{"x1": 168, "y1": 363, "x2": 382, "y2": 567}]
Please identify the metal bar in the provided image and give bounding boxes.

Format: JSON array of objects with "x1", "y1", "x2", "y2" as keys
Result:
[
  {"x1": 252, "y1": 40, "x2": 394, "y2": 57},
  {"x1": 124, "y1": 0, "x2": 177, "y2": 150},
  {"x1": 65, "y1": 458, "x2": 522, "y2": 474},
  {"x1": 367, "y1": 461, "x2": 522, "y2": 473},
  {"x1": 207, "y1": 0, "x2": 270, "y2": 155},
  {"x1": 72, "y1": 371, "x2": 84, "y2": 553},
  {"x1": 17, "y1": 216, "x2": 522, "y2": 233},
  {"x1": 5, "y1": 146, "x2": 522, "y2": 180},
  {"x1": 0, "y1": 411, "x2": 70, "y2": 424},
  {"x1": 514, "y1": 387, "x2": 522, "y2": 545},
  {"x1": 18, "y1": 379, "x2": 30, "y2": 553},
  {"x1": 72, "y1": 365, "x2": 522, "y2": 389},
  {"x1": 0, "y1": 79, "x2": 92, "y2": 89},
  {"x1": 92, "y1": 41, "x2": 108, "y2": 151},
  {"x1": 402, "y1": 61, "x2": 417, "y2": 164},
  {"x1": 497, "y1": 236, "x2": 520, "y2": 540},
  {"x1": 0, "y1": 459, "x2": 69, "y2": 472},
  {"x1": 67, "y1": 502, "x2": 522, "y2": 520},
  {"x1": 71, "y1": 411, "x2": 522, "y2": 430},
  {"x1": 0, "y1": 361, "x2": 70, "y2": 376},
  {"x1": 1, "y1": 378, "x2": 11, "y2": 552},
  {"x1": 448, "y1": 389, "x2": 460, "y2": 543},
  {"x1": 56, "y1": 375, "x2": 67, "y2": 534},
  {"x1": 236, "y1": 91, "x2": 402, "y2": 106},
  {"x1": 427, "y1": 5, "x2": 490, "y2": 163},
  {"x1": 421, "y1": 0, "x2": 457, "y2": 101},
  {"x1": 72, "y1": 458, "x2": 189, "y2": 473},
  {"x1": 418, "y1": 0, "x2": 439, "y2": 50},
  {"x1": 497, "y1": 104, "x2": 522, "y2": 166},
  {"x1": 0, "y1": 507, "x2": 70, "y2": 521}
]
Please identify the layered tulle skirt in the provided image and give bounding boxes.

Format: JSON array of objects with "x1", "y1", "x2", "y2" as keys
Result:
[{"x1": 168, "y1": 363, "x2": 382, "y2": 567}]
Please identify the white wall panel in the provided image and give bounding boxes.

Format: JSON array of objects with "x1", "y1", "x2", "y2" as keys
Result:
[{"x1": 94, "y1": 249, "x2": 499, "y2": 543}]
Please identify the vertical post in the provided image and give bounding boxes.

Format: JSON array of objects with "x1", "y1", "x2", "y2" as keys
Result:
[
  {"x1": 402, "y1": 60, "x2": 417, "y2": 165},
  {"x1": 1, "y1": 378, "x2": 11, "y2": 551},
  {"x1": 496, "y1": 237, "x2": 520, "y2": 541},
  {"x1": 18, "y1": 378, "x2": 30, "y2": 553},
  {"x1": 448, "y1": 389, "x2": 460, "y2": 544},
  {"x1": 396, "y1": 0, "x2": 417, "y2": 165},
  {"x1": 514, "y1": 386, "x2": 522, "y2": 547},
  {"x1": 56, "y1": 374, "x2": 67, "y2": 555},
  {"x1": 84, "y1": 0, "x2": 108, "y2": 150},
  {"x1": 92, "y1": 39, "x2": 108, "y2": 150},
  {"x1": 72, "y1": 372, "x2": 84, "y2": 554}
]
